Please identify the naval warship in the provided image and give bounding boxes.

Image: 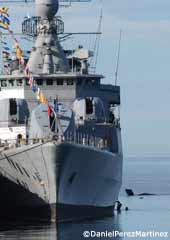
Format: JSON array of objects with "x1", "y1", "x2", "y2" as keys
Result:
[{"x1": 0, "y1": 0, "x2": 123, "y2": 221}]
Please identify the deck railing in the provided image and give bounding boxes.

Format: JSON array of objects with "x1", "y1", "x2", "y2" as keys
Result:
[
  {"x1": 0, "y1": 131, "x2": 113, "y2": 152},
  {"x1": 64, "y1": 131, "x2": 112, "y2": 150}
]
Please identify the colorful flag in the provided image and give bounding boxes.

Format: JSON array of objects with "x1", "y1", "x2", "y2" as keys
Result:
[
  {"x1": 3, "y1": 53, "x2": 9, "y2": 56},
  {"x1": 25, "y1": 65, "x2": 30, "y2": 75},
  {"x1": 28, "y1": 75, "x2": 33, "y2": 88},
  {"x1": 36, "y1": 87, "x2": 40, "y2": 100},
  {"x1": 2, "y1": 50, "x2": 10, "y2": 55},
  {"x1": 32, "y1": 84, "x2": 37, "y2": 93},
  {"x1": 3, "y1": 46, "x2": 10, "y2": 51},
  {"x1": 1, "y1": 40, "x2": 7, "y2": 45},
  {"x1": 3, "y1": 56, "x2": 10, "y2": 61},
  {"x1": 48, "y1": 104, "x2": 52, "y2": 117},
  {"x1": 8, "y1": 29, "x2": 13, "y2": 34},
  {"x1": 4, "y1": 64, "x2": 9, "y2": 68},
  {"x1": 54, "y1": 99, "x2": 60, "y2": 113},
  {"x1": 3, "y1": 54, "x2": 9, "y2": 57},
  {"x1": 0, "y1": 21, "x2": 9, "y2": 30},
  {"x1": 0, "y1": 7, "x2": 9, "y2": 17},
  {"x1": 15, "y1": 44, "x2": 23, "y2": 60},
  {"x1": 39, "y1": 91, "x2": 48, "y2": 104},
  {"x1": 19, "y1": 56, "x2": 25, "y2": 65},
  {"x1": 0, "y1": 14, "x2": 10, "y2": 25}
]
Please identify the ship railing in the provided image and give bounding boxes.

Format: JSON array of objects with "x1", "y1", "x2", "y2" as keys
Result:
[
  {"x1": 0, "y1": 125, "x2": 113, "y2": 150},
  {"x1": 64, "y1": 131, "x2": 112, "y2": 150},
  {"x1": 0, "y1": 132, "x2": 112, "y2": 151},
  {"x1": 0, "y1": 137, "x2": 52, "y2": 150},
  {"x1": 0, "y1": 120, "x2": 27, "y2": 127}
]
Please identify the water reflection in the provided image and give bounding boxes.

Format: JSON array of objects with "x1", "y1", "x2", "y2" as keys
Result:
[
  {"x1": 0, "y1": 222, "x2": 57, "y2": 240},
  {"x1": 59, "y1": 214, "x2": 122, "y2": 240},
  {"x1": 0, "y1": 214, "x2": 122, "y2": 240}
]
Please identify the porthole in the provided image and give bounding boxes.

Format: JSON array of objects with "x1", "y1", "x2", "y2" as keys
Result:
[
  {"x1": 1, "y1": 80, "x2": 7, "y2": 87},
  {"x1": 57, "y1": 79, "x2": 63, "y2": 85},
  {"x1": 36, "y1": 79, "x2": 43, "y2": 85},
  {"x1": 46, "y1": 79, "x2": 53, "y2": 85},
  {"x1": 8, "y1": 79, "x2": 15, "y2": 87},
  {"x1": 16, "y1": 79, "x2": 23, "y2": 86},
  {"x1": 67, "y1": 79, "x2": 74, "y2": 86}
]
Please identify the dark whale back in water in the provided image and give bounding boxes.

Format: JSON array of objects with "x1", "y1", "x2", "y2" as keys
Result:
[{"x1": 125, "y1": 189, "x2": 157, "y2": 196}]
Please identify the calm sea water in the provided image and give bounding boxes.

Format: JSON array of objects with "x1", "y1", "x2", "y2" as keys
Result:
[{"x1": 0, "y1": 157, "x2": 170, "y2": 240}]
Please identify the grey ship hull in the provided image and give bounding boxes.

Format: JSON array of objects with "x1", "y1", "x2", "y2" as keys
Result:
[{"x1": 0, "y1": 140, "x2": 122, "y2": 221}]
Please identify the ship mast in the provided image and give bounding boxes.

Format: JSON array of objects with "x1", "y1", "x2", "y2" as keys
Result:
[
  {"x1": 115, "y1": 30, "x2": 122, "y2": 86},
  {"x1": 0, "y1": 0, "x2": 94, "y2": 74},
  {"x1": 27, "y1": 0, "x2": 70, "y2": 74}
]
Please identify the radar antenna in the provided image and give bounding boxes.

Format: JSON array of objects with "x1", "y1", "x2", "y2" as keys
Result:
[
  {"x1": 0, "y1": 0, "x2": 99, "y2": 40},
  {"x1": 0, "y1": 0, "x2": 95, "y2": 74}
]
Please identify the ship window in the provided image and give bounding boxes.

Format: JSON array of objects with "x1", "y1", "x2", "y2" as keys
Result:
[
  {"x1": 46, "y1": 79, "x2": 53, "y2": 85},
  {"x1": 1, "y1": 80, "x2": 7, "y2": 87},
  {"x1": 26, "y1": 79, "x2": 30, "y2": 86},
  {"x1": 57, "y1": 79, "x2": 63, "y2": 85},
  {"x1": 55, "y1": 64, "x2": 60, "y2": 72},
  {"x1": 67, "y1": 79, "x2": 74, "y2": 86},
  {"x1": 16, "y1": 79, "x2": 23, "y2": 86},
  {"x1": 86, "y1": 98, "x2": 93, "y2": 114},
  {"x1": 8, "y1": 79, "x2": 15, "y2": 87},
  {"x1": 10, "y1": 99, "x2": 17, "y2": 115},
  {"x1": 91, "y1": 79, "x2": 98, "y2": 85},
  {"x1": 36, "y1": 78, "x2": 43, "y2": 85}
]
